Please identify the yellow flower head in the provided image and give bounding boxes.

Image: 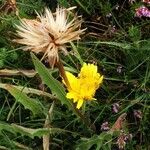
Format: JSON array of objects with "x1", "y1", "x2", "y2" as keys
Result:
[
  {"x1": 14, "y1": 6, "x2": 85, "y2": 67},
  {"x1": 64, "y1": 63, "x2": 103, "y2": 109}
]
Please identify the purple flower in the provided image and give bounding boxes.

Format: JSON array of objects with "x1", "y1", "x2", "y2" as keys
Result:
[
  {"x1": 112, "y1": 103, "x2": 120, "y2": 113},
  {"x1": 117, "y1": 135, "x2": 126, "y2": 149},
  {"x1": 116, "y1": 131, "x2": 133, "y2": 149},
  {"x1": 142, "y1": 0, "x2": 150, "y2": 4},
  {"x1": 101, "y1": 121, "x2": 110, "y2": 131},
  {"x1": 110, "y1": 25, "x2": 116, "y2": 33},
  {"x1": 134, "y1": 110, "x2": 142, "y2": 119},
  {"x1": 124, "y1": 134, "x2": 133, "y2": 141},
  {"x1": 117, "y1": 65, "x2": 123, "y2": 73},
  {"x1": 135, "y1": 6, "x2": 150, "y2": 18}
]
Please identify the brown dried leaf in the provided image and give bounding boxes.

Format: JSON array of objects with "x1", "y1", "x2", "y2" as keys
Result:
[
  {"x1": 110, "y1": 113, "x2": 127, "y2": 132},
  {"x1": 0, "y1": 0, "x2": 18, "y2": 15},
  {"x1": 0, "y1": 69, "x2": 36, "y2": 77}
]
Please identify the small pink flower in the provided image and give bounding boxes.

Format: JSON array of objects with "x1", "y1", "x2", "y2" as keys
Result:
[
  {"x1": 116, "y1": 131, "x2": 132, "y2": 149},
  {"x1": 135, "y1": 6, "x2": 150, "y2": 18},
  {"x1": 101, "y1": 121, "x2": 110, "y2": 131},
  {"x1": 110, "y1": 25, "x2": 116, "y2": 33},
  {"x1": 117, "y1": 65, "x2": 123, "y2": 73},
  {"x1": 134, "y1": 110, "x2": 142, "y2": 119},
  {"x1": 112, "y1": 103, "x2": 120, "y2": 113},
  {"x1": 142, "y1": 0, "x2": 150, "y2": 4},
  {"x1": 117, "y1": 135, "x2": 126, "y2": 149}
]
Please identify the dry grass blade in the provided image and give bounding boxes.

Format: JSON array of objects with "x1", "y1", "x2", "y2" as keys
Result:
[
  {"x1": 43, "y1": 102, "x2": 54, "y2": 150},
  {"x1": 0, "y1": 146, "x2": 8, "y2": 150},
  {"x1": 0, "y1": 69, "x2": 36, "y2": 77},
  {"x1": 13, "y1": 141, "x2": 31, "y2": 150},
  {"x1": 0, "y1": 83, "x2": 55, "y2": 99}
]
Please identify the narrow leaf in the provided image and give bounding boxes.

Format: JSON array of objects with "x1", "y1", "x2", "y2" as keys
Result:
[
  {"x1": 31, "y1": 53, "x2": 73, "y2": 108},
  {"x1": 0, "y1": 83, "x2": 55, "y2": 99},
  {"x1": 89, "y1": 41, "x2": 131, "y2": 49},
  {"x1": 6, "y1": 85, "x2": 45, "y2": 116},
  {"x1": 0, "y1": 122, "x2": 16, "y2": 135},
  {"x1": 12, "y1": 124, "x2": 77, "y2": 138}
]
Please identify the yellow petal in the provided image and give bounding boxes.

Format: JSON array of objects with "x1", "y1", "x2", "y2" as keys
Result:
[
  {"x1": 66, "y1": 92, "x2": 78, "y2": 103},
  {"x1": 76, "y1": 99, "x2": 83, "y2": 109},
  {"x1": 66, "y1": 92, "x2": 74, "y2": 99},
  {"x1": 98, "y1": 75, "x2": 104, "y2": 84}
]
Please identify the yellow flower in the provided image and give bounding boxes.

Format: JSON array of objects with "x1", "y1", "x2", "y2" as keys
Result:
[
  {"x1": 15, "y1": 6, "x2": 85, "y2": 67},
  {"x1": 64, "y1": 63, "x2": 103, "y2": 109}
]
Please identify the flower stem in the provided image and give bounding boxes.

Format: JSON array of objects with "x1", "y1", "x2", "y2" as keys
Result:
[
  {"x1": 73, "y1": 104, "x2": 96, "y2": 132},
  {"x1": 56, "y1": 59, "x2": 71, "y2": 89},
  {"x1": 56, "y1": 59, "x2": 95, "y2": 132}
]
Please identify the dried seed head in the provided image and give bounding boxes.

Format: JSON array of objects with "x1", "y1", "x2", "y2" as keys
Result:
[{"x1": 14, "y1": 6, "x2": 85, "y2": 67}]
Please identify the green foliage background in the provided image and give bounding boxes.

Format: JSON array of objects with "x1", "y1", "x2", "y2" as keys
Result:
[{"x1": 0, "y1": 0, "x2": 150, "y2": 149}]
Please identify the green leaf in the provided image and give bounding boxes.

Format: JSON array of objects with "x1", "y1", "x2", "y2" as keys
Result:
[
  {"x1": 76, "y1": 132, "x2": 113, "y2": 150},
  {"x1": 0, "y1": 122, "x2": 16, "y2": 135},
  {"x1": 70, "y1": 42, "x2": 83, "y2": 65},
  {"x1": 0, "y1": 122, "x2": 77, "y2": 139},
  {"x1": 6, "y1": 85, "x2": 45, "y2": 116},
  {"x1": 92, "y1": 41, "x2": 131, "y2": 49},
  {"x1": 12, "y1": 124, "x2": 77, "y2": 138},
  {"x1": 0, "y1": 83, "x2": 55, "y2": 99},
  {"x1": 31, "y1": 53, "x2": 73, "y2": 109},
  {"x1": 74, "y1": 0, "x2": 90, "y2": 14}
]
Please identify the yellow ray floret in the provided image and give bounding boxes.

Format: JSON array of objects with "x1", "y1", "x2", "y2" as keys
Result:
[{"x1": 63, "y1": 63, "x2": 103, "y2": 109}]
